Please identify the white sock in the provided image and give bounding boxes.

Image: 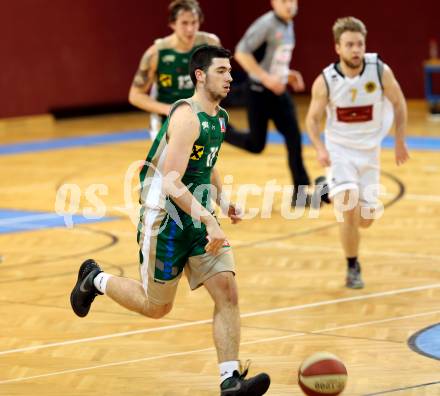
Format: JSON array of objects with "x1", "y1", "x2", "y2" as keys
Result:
[
  {"x1": 93, "y1": 272, "x2": 111, "y2": 294},
  {"x1": 219, "y1": 360, "x2": 240, "y2": 384}
]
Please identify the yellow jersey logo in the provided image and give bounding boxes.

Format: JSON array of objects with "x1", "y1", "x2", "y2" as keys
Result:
[
  {"x1": 159, "y1": 74, "x2": 172, "y2": 87},
  {"x1": 190, "y1": 145, "x2": 204, "y2": 160},
  {"x1": 365, "y1": 81, "x2": 377, "y2": 93}
]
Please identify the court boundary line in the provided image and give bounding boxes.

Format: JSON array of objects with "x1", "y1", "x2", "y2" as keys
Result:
[
  {"x1": 1, "y1": 130, "x2": 440, "y2": 156},
  {"x1": 0, "y1": 309, "x2": 438, "y2": 385},
  {"x1": 1, "y1": 283, "x2": 439, "y2": 357}
]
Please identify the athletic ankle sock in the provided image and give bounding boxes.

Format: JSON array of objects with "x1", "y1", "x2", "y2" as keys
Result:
[
  {"x1": 93, "y1": 272, "x2": 111, "y2": 294},
  {"x1": 219, "y1": 360, "x2": 240, "y2": 384},
  {"x1": 347, "y1": 257, "x2": 358, "y2": 269}
]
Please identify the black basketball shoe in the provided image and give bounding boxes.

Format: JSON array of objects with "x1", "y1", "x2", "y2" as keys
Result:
[
  {"x1": 70, "y1": 259, "x2": 103, "y2": 317},
  {"x1": 220, "y1": 365, "x2": 270, "y2": 395}
]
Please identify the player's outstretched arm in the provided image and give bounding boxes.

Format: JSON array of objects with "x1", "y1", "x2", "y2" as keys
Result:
[
  {"x1": 305, "y1": 75, "x2": 330, "y2": 167},
  {"x1": 382, "y1": 65, "x2": 410, "y2": 166}
]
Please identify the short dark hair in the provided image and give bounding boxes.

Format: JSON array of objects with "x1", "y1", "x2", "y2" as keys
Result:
[
  {"x1": 189, "y1": 45, "x2": 231, "y2": 86},
  {"x1": 168, "y1": 0, "x2": 204, "y2": 24}
]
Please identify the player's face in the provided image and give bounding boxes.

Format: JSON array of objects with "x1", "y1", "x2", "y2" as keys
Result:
[
  {"x1": 204, "y1": 58, "x2": 233, "y2": 101},
  {"x1": 170, "y1": 10, "x2": 200, "y2": 45},
  {"x1": 336, "y1": 31, "x2": 366, "y2": 69},
  {"x1": 271, "y1": 0, "x2": 298, "y2": 21}
]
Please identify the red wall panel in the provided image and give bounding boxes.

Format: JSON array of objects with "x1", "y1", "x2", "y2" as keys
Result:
[{"x1": 1, "y1": 0, "x2": 439, "y2": 118}]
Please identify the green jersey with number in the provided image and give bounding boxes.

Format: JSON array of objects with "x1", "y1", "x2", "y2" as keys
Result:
[
  {"x1": 139, "y1": 98, "x2": 228, "y2": 220},
  {"x1": 155, "y1": 32, "x2": 216, "y2": 104}
]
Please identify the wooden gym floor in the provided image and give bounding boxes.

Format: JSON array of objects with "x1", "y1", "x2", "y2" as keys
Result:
[{"x1": 0, "y1": 98, "x2": 439, "y2": 395}]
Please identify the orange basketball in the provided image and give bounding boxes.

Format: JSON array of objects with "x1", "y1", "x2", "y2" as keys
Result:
[{"x1": 298, "y1": 352, "x2": 348, "y2": 396}]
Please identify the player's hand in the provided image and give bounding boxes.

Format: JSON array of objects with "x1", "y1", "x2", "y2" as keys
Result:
[
  {"x1": 288, "y1": 70, "x2": 305, "y2": 92},
  {"x1": 262, "y1": 74, "x2": 286, "y2": 95},
  {"x1": 205, "y1": 218, "x2": 227, "y2": 255},
  {"x1": 226, "y1": 203, "x2": 242, "y2": 224},
  {"x1": 317, "y1": 147, "x2": 331, "y2": 167},
  {"x1": 395, "y1": 139, "x2": 410, "y2": 166}
]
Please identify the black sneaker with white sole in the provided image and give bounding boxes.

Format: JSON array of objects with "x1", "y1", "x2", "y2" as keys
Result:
[
  {"x1": 70, "y1": 259, "x2": 103, "y2": 317},
  {"x1": 220, "y1": 368, "x2": 270, "y2": 395}
]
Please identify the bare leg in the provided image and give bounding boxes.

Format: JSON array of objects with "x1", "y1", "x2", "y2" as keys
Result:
[
  {"x1": 204, "y1": 272, "x2": 240, "y2": 362},
  {"x1": 106, "y1": 276, "x2": 172, "y2": 319},
  {"x1": 339, "y1": 207, "x2": 360, "y2": 257},
  {"x1": 359, "y1": 206, "x2": 375, "y2": 229},
  {"x1": 334, "y1": 191, "x2": 361, "y2": 257}
]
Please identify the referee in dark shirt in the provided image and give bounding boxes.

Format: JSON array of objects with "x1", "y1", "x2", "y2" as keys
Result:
[{"x1": 225, "y1": 0, "x2": 310, "y2": 206}]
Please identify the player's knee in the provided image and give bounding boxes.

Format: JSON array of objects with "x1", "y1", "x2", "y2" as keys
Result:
[
  {"x1": 360, "y1": 218, "x2": 374, "y2": 228},
  {"x1": 148, "y1": 307, "x2": 171, "y2": 319},
  {"x1": 215, "y1": 273, "x2": 239, "y2": 307},
  {"x1": 359, "y1": 206, "x2": 378, "y2": 228},
  {"x1": 141, "y1": 302, "x2": 173, "y2": 319}
]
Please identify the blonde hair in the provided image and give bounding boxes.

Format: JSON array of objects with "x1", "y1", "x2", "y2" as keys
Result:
[{"x1": 332, "y1": 17, "x2": 367, "y2": 43}]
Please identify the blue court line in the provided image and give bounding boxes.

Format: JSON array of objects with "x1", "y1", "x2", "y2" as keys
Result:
[
  {"x1": 408, "y1": 323, "x2": 440, "y2": 360},
  {"x1": 267, "y1": 133, "x2": 440, "y2": 150},
  {"x1": 0, "y1": 209, "x2": 117, "y2": 234},
  {"x1": 0, "y1": 129, "x2": 439, "y2": 156},
  {"x1": 0, "y1": 129, "x2": 149, "y2": 156}
]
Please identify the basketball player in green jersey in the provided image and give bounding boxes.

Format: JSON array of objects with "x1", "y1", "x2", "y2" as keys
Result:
[
  {"x1": 129, "y1": 0, "x2": 220, "y2": 139},
  {"x1": 71, "y1": 46, "x2": 271, "y2": 395}
]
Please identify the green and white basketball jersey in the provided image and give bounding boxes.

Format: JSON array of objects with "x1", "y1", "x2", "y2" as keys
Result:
[
  {"x1": 139, "y1": 98, "x2": 228, "y2": 216},
  {"x1": 155, "y1": 32, "x2": 215, "y2": 104}
]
